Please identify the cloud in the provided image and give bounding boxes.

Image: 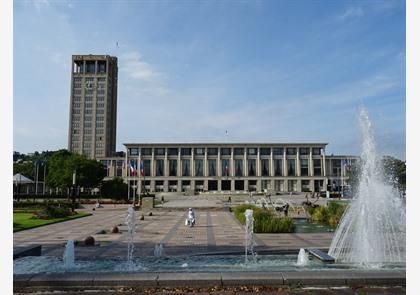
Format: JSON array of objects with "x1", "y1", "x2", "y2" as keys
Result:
[
  {"x1": 120, "y1": 51, "x2": 161, "y2": 81},
  {"x1": 337, "y1": 7, "x2": 364, "y2": 21},
  {"x1": 24, "y1": 0, "x2": 50, "y2": 12}
]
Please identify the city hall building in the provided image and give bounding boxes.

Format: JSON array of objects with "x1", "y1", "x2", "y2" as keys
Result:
[
  {"x1": 99, "y1": 143, "x2": 357, "y2": 194},
  {"x1": 67, "y1": 55, "x2": 357, "y2": 194}
]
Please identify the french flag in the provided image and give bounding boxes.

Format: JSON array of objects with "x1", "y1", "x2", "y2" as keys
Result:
[
  {"x1": 129, "y1": 161, "x2": 137, "y2": 176},
  {"x1": 140, "y1": 161, "x2": 145, "y2": 177}
]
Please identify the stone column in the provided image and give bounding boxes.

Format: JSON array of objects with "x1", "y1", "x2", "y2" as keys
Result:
[
  {"x1": 322, "y1": 148, "x2": 326, "y2": 177},
  {"x1": 244, "y1": 148, "x2": 248, "y2": 177},
  {"x1": 309, "y1": 149, "x2": 313, "y2": 177},
  {"x1": 204, "y1": 148, "x2": 208, "y2": 177},
  {"x1": 296, "y1": 148, "x2": 300, "y2": 177},
  {"x1": 270, "y1": 148, "x2": 274, "y2": 177},
  {"x1": 283, "y1": 149, "x2": 287, "y2": 177},
  {"x1": 151, "y1": 149, "x2": 155, "y2": 177}
]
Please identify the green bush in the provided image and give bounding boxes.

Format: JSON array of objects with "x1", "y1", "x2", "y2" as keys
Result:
[
  {"x1": 34, "y1": 205, "x2": 72, "y2": 219},
  {"x1": 233, "y1": 204, "x2": 294, "y2": 233},
  {"x1": 309, "y1": 201, "x2": 346, "y2": 228}
]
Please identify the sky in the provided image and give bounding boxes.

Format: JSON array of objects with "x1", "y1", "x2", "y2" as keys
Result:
[{"x1": 13, "y1": 0, "x2": 406, "y2": 159}]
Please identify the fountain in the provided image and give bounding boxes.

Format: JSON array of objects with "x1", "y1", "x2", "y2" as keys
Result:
[
  {"x1": 63, "y1": 240, "x2": 75, "y2": 270},
  {"x1": 328, "y1": 108, "x2": 406, "y2": 267},
  {"x1": 296, "y1": 248, "x2": 309, "y2": 267},
  {"x1": 244, "y1": 209, "x2": 257, "y2": 263},
  {"x1": 154, "y1": 243, "x2": 164, "y2": 257},
  {"x1": 125, "y1": 205, "x2": 136, "y2": 267}
]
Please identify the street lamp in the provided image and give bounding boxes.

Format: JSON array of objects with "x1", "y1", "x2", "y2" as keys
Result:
[{"x1": 71, "y1": 170, "x2": 76, "y2": 212}]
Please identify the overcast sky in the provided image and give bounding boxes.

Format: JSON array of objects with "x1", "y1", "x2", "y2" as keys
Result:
[{"x1": 13, "y1": 0, "x2": 406, "y2": 159}]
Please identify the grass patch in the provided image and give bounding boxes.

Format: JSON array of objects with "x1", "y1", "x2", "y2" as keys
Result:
[
  {"x1": 233, "y1": 204, "x2": 295, "y2": 233},
  {"x1": 13, "y1": 211, "x2": 91, "y2": 232},
  {"x1": 306, "y1": 201, "x2": 347, "y2": 228}
]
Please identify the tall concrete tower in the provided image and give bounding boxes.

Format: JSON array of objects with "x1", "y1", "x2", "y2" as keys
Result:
[{"x1": 68, "y1": 55, "x2": 118, "y2": 158}]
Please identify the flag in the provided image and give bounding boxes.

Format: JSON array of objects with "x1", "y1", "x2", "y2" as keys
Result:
[
  {"x1": 140, "y1": 161, "x2": 145, "y2": 177},
  {"x1": 129, "y1": 160, "x2": 137, "y2": 176}
]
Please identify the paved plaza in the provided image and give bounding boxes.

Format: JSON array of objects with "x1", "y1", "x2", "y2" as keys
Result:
[{"x1": 14, "y1": 200, "x2": 333, "y2": 258}]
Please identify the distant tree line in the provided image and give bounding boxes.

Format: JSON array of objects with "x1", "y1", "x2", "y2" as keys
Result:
[
  {"x1": 13, "y1": 149, "x2": 127, "y2": 200},
  {"x1": 348, "y1": 156, "x2": 406, "y2": 193}
]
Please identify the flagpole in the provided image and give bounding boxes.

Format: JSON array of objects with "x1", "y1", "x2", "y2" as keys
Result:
[
  {"x1": 35, "y1": 161, "x2": 39, "y2": 195},
  {"x1": 43, "y1": 161, "x2": 46, "y2": 195}
]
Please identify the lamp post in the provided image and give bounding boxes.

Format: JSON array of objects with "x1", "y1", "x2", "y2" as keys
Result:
[{"x1": 71, "y1": 170, "x2": 76, "y2": 212}]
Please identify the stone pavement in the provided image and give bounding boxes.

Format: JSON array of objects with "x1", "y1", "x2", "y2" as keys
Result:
[{"x1": 14, "y1": 205, "x2": 334, "y2": 258}]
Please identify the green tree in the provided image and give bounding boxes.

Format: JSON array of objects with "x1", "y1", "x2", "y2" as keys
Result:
[
  {"x1": 382, "y1": 156, "x2": 406, "y2": 192},
  {"x1": 101, "y1": 177, "x2": 128, "y2": 200},
  {"x1": 46, "y1": 150, "x2": 105, "y2": 189},
  {"x1": 347, "y1": 156, "x2": 406, "y2": 193}
]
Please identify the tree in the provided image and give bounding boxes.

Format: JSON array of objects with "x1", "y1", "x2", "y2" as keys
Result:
[
  {"x1": 46, "y1": 150, "x2": 105, "y2": 189},
  {"x1": 101, "y1": 178, "x2": 128, "y2": 200},
  {"x1": 347, "y1": 156, "x2": 406, "y2": 193},
  {"x1": 382, "y1": 156, "x2": 406, "y2": 192}
]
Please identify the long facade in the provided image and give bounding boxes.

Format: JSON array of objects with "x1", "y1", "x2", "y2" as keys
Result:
[
  {"x1": 98, "y1": 143, "x2": 357, "y2": 194},
  {"x1": 68, "y1": 54, "x2": 118, "y2": 159}
]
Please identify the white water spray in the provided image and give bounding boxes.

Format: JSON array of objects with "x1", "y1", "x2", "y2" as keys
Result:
[
  {"x1": 244, "y1": 209, "x2": 257, "y2": 263},
  {"x1": 328, "y1": 108, "x2": 406, "y2": 267},
  {"x1": 63, "y1": 240, "x2": 75, "y2": 270},
  {"x1": 296, "y1": 248, "x2": 309, "y2": 267},
  {"x1": 154, "y1": 243, "x2": 164, "y2": 257},
  {"x1": 125, "y1": 206, "x2": 136, "y2": 267}
]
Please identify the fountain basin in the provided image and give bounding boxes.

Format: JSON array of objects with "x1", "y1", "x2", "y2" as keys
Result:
[{"x1": 13, "y1": 254, "x2": 405, "y2": 274}]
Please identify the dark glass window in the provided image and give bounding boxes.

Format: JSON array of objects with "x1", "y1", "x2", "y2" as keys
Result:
[
  {"x1": 260, "y1": 148, "x2": 271, "y2": 156},
  {"x1": 208, "y1": 159, "x2": 216, "y2": 176},
  {"x1": 235, "y1": 160, "x2": 243, "y2": 176},
  {"x1": 86, "y1": 61, "x2": 95, "y2": 73},
  {"x1": 247, "y1": 148, "x2": 257, "y2": 155},
  {"x1": 181, "y1": 148, "x2": 191, "y2": 156},
  {"x1": 182, "y1": 159, "x2": 190, "y2": 176},
  {"x1": 234, "y1": 148, "x2": 244, "y2": 156},
  {"x1": 168, "y1": 148, "x2": 178, "y2": 156},
  {"x1": 300, "y1": 159, "x2": 309, "y2": 176},
  {"x1": 274, "y1": 159, "x2": 282, "y2": 176},
  {"x1": 261, "y1": 159, "x2": 270, "y2": 176},
  {"x1": 222, "y1": 159, "x2": 230, "y2": 176},
  {"x1": 312, "y1": 148, "x2": 322, "y2": 155},
  {"x1": 273, "y1": 147, "x2": 283, "y2": 155},
  {"x1": 129, "y1": 148, "x2": 138, "y2": 156},
  {"x1": 248, "y1": 159, "x2": 256, "y2": 176},
  {"x1": 156, "y1": 159, "x2": 164, "y2": 176},
  {"x1": 155, "y1": 148, "x2": 165, "y2": 156},
  {"x1": 299, "y1": 148, "x2": 309, "y2": 155},
  {"x1": 195, "y1": 159, "x2": 203, "y2": 176},
  {"x1": 143, "y1": 160, "x2": 151, "y2": 176},
  {"x1": 207, "y1": 148, "x2": 218, "y2": 156},
  {"x1": 194, "y1": 148, "x2": 205, "y2": 155},
  {"x1": 141, "y1": 148, "x2": 152, "y2": 156},
  {"x1": 287, "y1": 159, "x2": 296, "y2": 176},
  {"x1": 221, "y1": 148, "x2": 231, "y2": 155},
  {"x1": 98, "y1": 61, "x2": 106, "y2": 74},
  {"x1": 169, "y1": 160, "x2": 177, "y2": 176},
  {"x1": 286, "y1": 148, "x2": 296, "y2": 155},
  {"x1": 313, "y1": 159, "x2": 322, "y2": 176}
]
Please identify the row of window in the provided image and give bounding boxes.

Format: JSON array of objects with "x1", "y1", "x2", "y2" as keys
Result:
[
  {"x1": 129, "y1": 147, "x2": 323, "y2": 156},
  {"x1": 73, "y1": 61, "x2": 107, "y2": 74},
  {"x1": 73, "y1": 109, "x2": 105, "y2": 115},
  {"x1": 123, "y1": 158, "x2": 323, "y2": 177}
]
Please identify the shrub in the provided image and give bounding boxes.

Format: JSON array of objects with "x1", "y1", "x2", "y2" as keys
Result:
[
  {"x1": 309, "y1": 201, "x2": 346, "y2": 228},
  {"x1": 233, "y1": 204, "x2": 294, "y2": 233},
  {"x1": 34, "y1": 205, "x2": 73, "y2": 219}
]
